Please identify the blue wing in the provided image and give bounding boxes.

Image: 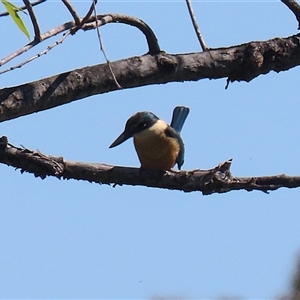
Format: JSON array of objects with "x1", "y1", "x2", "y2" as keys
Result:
[
  {"x1": 165, "y1": 126, "x2": 185, "y2": 170},
  {"x1": 170, "y1": 106, "x2": 190, "y2": 133}
]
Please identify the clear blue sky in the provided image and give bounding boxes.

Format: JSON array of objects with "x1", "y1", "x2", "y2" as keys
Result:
[{"x1": 1, "y1": 1, "x2": 300, "y2": 299}]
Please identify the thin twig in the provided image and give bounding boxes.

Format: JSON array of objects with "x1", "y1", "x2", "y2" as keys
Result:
[
  {"x1": 61, "y1": 0, "x2": 80, "y2": 25},
  {"x1": 92, "y1": 1, "x2": 122, "y2": 89},
  {"x1": 71, "y1": 0, "x2": 98, "y2": 35},
  {"x1": 185, "y1": 0, "x2": 208, "y2": 51},
  {"x1": 281, "y1": 0, "x2": 300, "y2": 29},
  {"x1": 0, "y1": 31, "x2": 71, "y2": 75},
  {"x1": 0, "y1": 0, "x2": 46, "y2": 17},
  {"x1": 0, "y1": 20, "x2": 74, "y2": 67},
  {"x1": 22, "y1": 0, "x2": 41, "y2": 41}
]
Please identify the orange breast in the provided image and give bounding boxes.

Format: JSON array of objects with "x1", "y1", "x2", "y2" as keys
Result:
[{"x1": 133, "y1": 121, "x2": 180, "y2": 170}]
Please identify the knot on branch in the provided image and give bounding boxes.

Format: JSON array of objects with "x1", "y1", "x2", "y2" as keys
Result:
[
  {"x1": 188, "y1": 158, "x2": 234, "y2": 195},
  {"x1": 0, "y1": 135, "x2": 8, "y2": 150},
  {"x1": 157, "y1": 52, "x2": 177, "y2": 72},
  {"x1": 228, "y1": 43, "x2": 264, "y2": 83}
]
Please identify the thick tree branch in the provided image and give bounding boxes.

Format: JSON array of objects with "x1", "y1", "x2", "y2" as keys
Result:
[
  {"x1": 1, "y1": 34, "x2": 300, "y2": 122},
  {"x1": 0, "y1": 136, "x2": 299, "y2": 195}
]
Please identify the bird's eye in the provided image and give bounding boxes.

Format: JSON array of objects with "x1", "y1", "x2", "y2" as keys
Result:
[{"x1": 138, "y1": 122, "x2": 147, "y2": 129}]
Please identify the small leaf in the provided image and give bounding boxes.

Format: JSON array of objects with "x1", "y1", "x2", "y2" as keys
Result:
[{"x1": 1, "y1": 0, "x2": 30, "y2": 39}]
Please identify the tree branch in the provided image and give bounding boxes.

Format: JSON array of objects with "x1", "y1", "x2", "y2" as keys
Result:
[
  {"x1": 185, "y1": 0, "x2": 208, "y2": 51},
  {"x1": 61, "y1": 0, "x2": 80, "y2": 25},
  {"x1": 282, "y1": 0, "x2": 300, "y2": 29},
  {"x1": 0, "y1": 0, "x2": 46, "y2": 17},
  {"x1": 70, "y1": 0, "x2": 97, "y2": 34},
  {"x1": 82, "y1": 14, "x2": 160, "y2": 54},
  {"x1": 22, "y1": 0, "x2": 41, "y2": 41},
  {"x1": 1, "y1": 33, "x2": 300, "y2": 122},
  {"x1": 0, "y1": 136, "x2": 299, "y2": 194},
  {"x1": 0, "y1": 13, "x2": 160, "y2": 68},
  {"x1": 0, "y1": 31, "x2": 71, "y2": 75},
  {"x1": 0, "y1": 20, "x2": 74, "y2": 67}
]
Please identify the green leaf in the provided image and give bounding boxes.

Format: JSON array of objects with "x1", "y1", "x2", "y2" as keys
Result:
[{"x1": 1, "y1": 0, "x2": 30, "y2": 39}]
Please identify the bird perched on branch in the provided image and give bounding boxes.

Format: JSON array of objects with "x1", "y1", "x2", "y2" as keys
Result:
[{"x1": 109, "y1": 106, "x2": 190, "y2": 171}]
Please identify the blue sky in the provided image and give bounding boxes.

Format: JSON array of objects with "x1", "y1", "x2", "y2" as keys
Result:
[{"x1": 1, "y1": 1, "x2": 300, "y2": 299}]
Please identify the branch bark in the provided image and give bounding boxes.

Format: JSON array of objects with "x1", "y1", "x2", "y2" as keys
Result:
[
  {"x1": 0, "y1": 136, "x2": 299, "y2": 195},
  {"x1": 0, "y1": 13, "x2": 160, "y2": 68},
  {"x1": 23, "y1": 0, "x2": 41, "y2": 41},
  {"x1": 185, "y1": 0, "x2": 208, "y2": 51},
  {"x1": 61, "y1": 0, "x2": 80, "y2": 25},
  {"x1": 1, "y1": 33, "x2": 300, "y2": 122},
  {"x1": 282, "y1": 0, "x2": 300, "y2": 29}
]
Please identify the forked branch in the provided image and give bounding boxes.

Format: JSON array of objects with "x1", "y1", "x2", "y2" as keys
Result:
[{"x1": 0, "y1": 13, "x2": 160, "y2": 69}]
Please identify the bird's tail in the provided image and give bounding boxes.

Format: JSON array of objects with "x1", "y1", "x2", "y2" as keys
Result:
[{"x1": 170, "y1": 106, "x2": 190, "y2": 133}]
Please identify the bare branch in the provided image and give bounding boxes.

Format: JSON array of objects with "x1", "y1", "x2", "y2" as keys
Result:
[
  {"x1": 0, "y1": 0, "x2": 46, "y2": 17},
  {"x1": 61, "y1": 0, "x2": 80, "y2": 25},
  {"x1": 0, "y1": 21, "x2": 75, "y2": 67},
  {"x1": 86, "y1": 14, "x2": 160, "y2": 54},
  {"x1": 0, "y1": 13, "x2": 160, "y2": 68},
  {"x1": 70, "y1": 0, "x2": 97, "y2": 34},
  {"x1": 282, "y1": 0, "x2": 300, "y2": 29},
  {"x1": 0, "y1": 136, "x2": 300, "y2": 194},
  {"x1": 22, "y1": 0, "x2": 41, "y2": 41},
  {"x1": 185, "y1": 0, "x2": 208, "y2": 51},
  {"x1": 1, "y1": 34, "x2": 300, "y2": 122},
  {"x1": 0, "y1": 31, "x2": 71, "y2": 75}
]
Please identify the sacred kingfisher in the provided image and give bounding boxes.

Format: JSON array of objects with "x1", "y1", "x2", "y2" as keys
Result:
[{"x1": 109, "y1": 106, "x2": 190, "y2": 170}]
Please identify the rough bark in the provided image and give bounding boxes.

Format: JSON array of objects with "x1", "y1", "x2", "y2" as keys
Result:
[
  {"x1": 1, "y1": 34, "x2": 300, "y2": 122},
  {"x1": 1, "y1": 136, "x2": 300, "y2": 195}
]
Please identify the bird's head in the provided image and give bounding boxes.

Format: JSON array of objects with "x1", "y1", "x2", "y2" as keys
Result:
[{"x1": 109, "y1": 111, "x2": 159, "y2": 148}]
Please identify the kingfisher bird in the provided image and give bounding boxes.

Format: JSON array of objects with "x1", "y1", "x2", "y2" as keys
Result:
[{"x1": 109, "y1": 106, "x2": 190, "y2": 171}]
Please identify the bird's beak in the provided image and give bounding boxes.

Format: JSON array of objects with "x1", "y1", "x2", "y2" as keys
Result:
[{"x1": 109, "y1": 131, "x2": 131, "y2": 148}]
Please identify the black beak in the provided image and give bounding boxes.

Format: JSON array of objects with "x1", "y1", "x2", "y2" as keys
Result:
[{"x1": 109, "y1": 131, "x2": 132, "y2": 148}]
